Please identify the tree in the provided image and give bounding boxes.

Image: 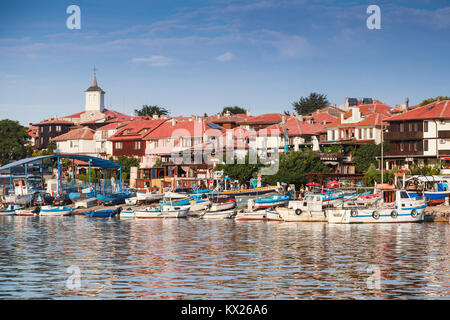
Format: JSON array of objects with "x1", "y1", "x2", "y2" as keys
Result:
[
  {"x1": 262, "y1": 150, "x2": 329, "y2": 188},
  {"x1": 353, "y1": 142, "x2": 389, "y2": 173},
  {"x1": 215, "y1": 154, "x2": 265, "y2": 183},
  {"x1": 221, "y1": 106, "x2": 246, "y2": 115},
  {"x1": 419, "y1": 96, "x2": 450, "y2": 106},
  {"x1": 109, "y1": 156, "x2": 140, "y2": 182},
  {"x1": 0, "y1": 119, "x2": 33, "y2": 166},
  {"x1": 292, "y1": 92, "x2": 329, "y2": 115},
  {"x1": 134, "y1": 105, "x2": 170, "y2": 117}
]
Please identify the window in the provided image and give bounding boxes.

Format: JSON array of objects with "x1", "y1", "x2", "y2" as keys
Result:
[
  {"x1": 358, "y1": 128, "x2": 362, "y2": 139},
  {"x1": 56, "y1": 126, "x2": 61, "y2": 132},
  {"x1": 134, "y1": 141, "x2": 141, "y2": 150},
  {"x1": 409, "y1": 123, "x2": 413, "y2": 131},
  {"x1": 424, "y1": 121, "x2": 428, "y2": 132},
  {"x1": 116, "y1": 142, "x2": 123, "y2": 149},
  {"x1": 424, "y1": 140, "x2": 428, "y2": 151},
  {"x1": 400, "y1": 142, "x2": 404, "y2": 152},
  {"x1": 369, "y1": 128, "x2": 373, "y2": 139},
  {"x1": 400, "y1": 123, "x2": 404, "y2": 132},
  {"x1": 400, "y1": 191, "x2": 409, "y2": 199},
  {"x1": 414, "y1": 123, "x2": 418, "y2": 131},
  {"x1": 414, "y1": 142, "x2": 418, "y2": 151}
]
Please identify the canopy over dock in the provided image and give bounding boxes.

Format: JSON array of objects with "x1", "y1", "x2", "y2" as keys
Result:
[{"x1": 0, "y1": 154, "x2": 124, "y2": 195}]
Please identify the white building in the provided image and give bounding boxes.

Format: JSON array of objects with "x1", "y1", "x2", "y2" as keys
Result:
[{"x1": 52, "y1": 127, "x2": 96, "y2": 155}]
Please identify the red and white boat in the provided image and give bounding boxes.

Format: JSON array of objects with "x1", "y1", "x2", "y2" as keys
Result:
[{"x1": 208, "y1": 198, "x2": 236, "y2": 212}]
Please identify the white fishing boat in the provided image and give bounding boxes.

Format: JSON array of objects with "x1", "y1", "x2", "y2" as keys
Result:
[
  {"x1": 188, "y1": 198, "x2": 211, "y2": 212},
  {"x1": 0, "y1": 204, "x2": 22, "y2": 216},
  {"x1": 39, "y1": 205, "x2": 73, "y2": 216},
  {"x1": 234, "y1": 199, "x2": 267, "y2": 221},
  {"x1": 327, "y1": 189, "x2": 426, "y2": 224},
  {"x1": 200, "y1": 209, "x2": 236, "y2": 219},
  {"x1": 276, "y1": 195, "x2": 327, "y2": 222},
  {"x1": 135, "y1": 204, "x2": 190, "y2": 219},
  {"x1": 208, "y1": 197, "x2": 236, "y2": 212},
  {"x1": 125, "y1": 197, "x2": 138, "y2": 206}
]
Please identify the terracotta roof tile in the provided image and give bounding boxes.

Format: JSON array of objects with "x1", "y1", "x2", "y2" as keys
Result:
[
  {"x1": 51, "y1": 127, "x2": 95, "y2": 141},
  {"x1": 386, "y1": 100, "x2": 450, "y2": 121}
]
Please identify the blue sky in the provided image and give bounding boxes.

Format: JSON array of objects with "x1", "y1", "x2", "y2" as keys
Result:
[{"x1": 0, "y1": 0, "x2": 449, "y2": 125}]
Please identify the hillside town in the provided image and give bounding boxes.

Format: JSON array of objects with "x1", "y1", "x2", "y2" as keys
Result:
[{"x1": 23, "y1": 74, "x2": 450, "y2": 191}]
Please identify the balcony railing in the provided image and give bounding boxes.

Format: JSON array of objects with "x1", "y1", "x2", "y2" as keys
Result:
[{"x1": 384, "y1": 131, "x2": 423, "y2": 141}]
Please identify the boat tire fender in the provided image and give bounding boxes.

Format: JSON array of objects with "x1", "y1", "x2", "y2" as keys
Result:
[
  {"x1": 411, "y1": 209, "x2": 418, "y2": 217},
  {"x1": 350, "y1": 209, "x2": 358, "y2": 217},
  {"x1": 372, "y1": 211, "x2": 380, "y2": 220},
  {"x1": 295, "y1": 209, "x2": 302, "y2": 216},
  {"x1": 391, "y1": 210, "x2": 398, "y2": 218}
]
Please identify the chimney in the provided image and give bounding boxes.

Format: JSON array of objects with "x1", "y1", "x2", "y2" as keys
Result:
[
  {"x1": 296, "y1": 115, "x2": 304, "y2": 122},
  {"x1": 345, "y1": 97, "x2": 349, "y2": 108},
  {"x1": 437, "y1": 97, "x2": 441, "y2": 102},
  {"x1": 289, "y1": 112, "x2": 294, "y2": 117},
  {"x1": 281, "y1": 115, "x2": 286, "y2": 125},
  {"x1": 152, "y1": 113, "x2": 159, "y2": 119},
  {"x1": 246, "y1": 109, "x2": 251, "y2": 116},
  {"x1": 171, "y1": 118, "x2": 177, "y2": 126}
]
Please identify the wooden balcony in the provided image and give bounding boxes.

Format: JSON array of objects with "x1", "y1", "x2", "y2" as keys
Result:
[
  {"x1": 438, "y1": 131, "x2": 450, "y2": 139},
  {"x1": 384, "y1": 131, "x2": 423, "y2": 141}
]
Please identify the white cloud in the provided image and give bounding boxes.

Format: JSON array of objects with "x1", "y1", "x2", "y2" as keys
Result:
[
  {"x1": 131, "y1": 55, "x2": 173, "y2": 67},
  {"x1": 216, "y1": 52, "x2": 235, "y2": 62}
]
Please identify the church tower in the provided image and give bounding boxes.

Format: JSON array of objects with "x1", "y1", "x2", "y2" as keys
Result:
[{"x1": 84, "y1": 73, "x2": 105, "y2": 113}]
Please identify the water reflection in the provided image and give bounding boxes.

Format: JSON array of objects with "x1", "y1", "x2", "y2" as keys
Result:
[{"x1": 0, "y1": 216, "x2": 448, "y2": 299}]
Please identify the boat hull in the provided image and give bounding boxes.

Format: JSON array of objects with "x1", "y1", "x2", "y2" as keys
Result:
[
  {"x1": 235, "y1": 210, "x2": 267, "y2": 221},
  {"x1": 327, "y1": 205, "x2": 426, "y2": 224},
  {"x1": 200, "y1": 209, "x2": 236, "y2": 219},
  {"x1": 276, "y1": 207, "x2": 327, "y2": 222}
]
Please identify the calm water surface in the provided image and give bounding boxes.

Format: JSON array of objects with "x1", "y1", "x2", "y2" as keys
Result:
[{"x1": 0, "y1": 216, "x2": 449, "y2": 299}]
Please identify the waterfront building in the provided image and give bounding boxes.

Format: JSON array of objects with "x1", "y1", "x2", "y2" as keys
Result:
[
  {"x1": 384, "y1": 99, "x2": 450, "y2": 171},
  {"x1": 32, "y1": 118, "x2": 74, "y2": 150},
  {"x1": 51, "y1": 126, "x2": 97, "y2": 156}
]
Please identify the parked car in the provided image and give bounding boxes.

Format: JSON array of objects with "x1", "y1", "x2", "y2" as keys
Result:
[
  {"x1": 53, "y1": 193, "x2": 72, "y2": 206},
  {"x1": 32, "y1": 192, "x2": 54, "y2": 206}
]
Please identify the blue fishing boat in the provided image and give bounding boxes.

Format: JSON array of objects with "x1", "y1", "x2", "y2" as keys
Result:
[
  {"x1": 405, "y1": 176, "x2": 450, "y2": 206},
  {"x1": 254, "y1": 194, "x2": 292, "y2": 209},
  {"x1": 85, "y1": 207, "x2": 121, "y2": 218},
  {"x1": 39, "y1": 206, "x2": 73, "y2": 216},
  {"x1": 0, "y1": 204, "x2": 22, "y2": 216},
  {"x1": 69, "y1": 187, "x2": 96, "y2": 201}
]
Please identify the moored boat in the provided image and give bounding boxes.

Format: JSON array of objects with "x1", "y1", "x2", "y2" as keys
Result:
[
  {"x1": 265, "y1": 210, "x2": 283, "y2": 221},
  {"x1": 200, "y1": 209, "x2": 236, "y2": 219},
  {"x1": 119, "y1": 208, "x2": 136, "y2": 219},
  {"x1": 39, "y1": 205, "x2": 73, "y2": 216},
  {"x1": 276, "y1": 195, "x2": 327, "y2": 222},
  {"x1": 327, "y1": 189, "x2": 426, "y2": 224},
  {"x1": 85, "y1": 207, "x2": 121, "y2": 218},
  {"x1": 16, "y1": 207, "x2": 41, "y2": 216},
  {"x1": 135, "y1": 204, "x2": 190, "y2": 219},
  {"x1": 253, "y1": 194, "x2": 291, "y2": 210},
  {"x1": 0, "y1": 204, "x2": 22, "y2": 216}
]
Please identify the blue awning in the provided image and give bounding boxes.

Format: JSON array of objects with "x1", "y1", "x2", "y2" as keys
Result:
[{"x1": 0, "y1": 154, "x2": 123, "y2": 172}]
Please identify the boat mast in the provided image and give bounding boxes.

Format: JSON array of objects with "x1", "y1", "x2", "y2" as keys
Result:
[{"x1": 381, "y1": 123, "x2": 384, "y2": 185}]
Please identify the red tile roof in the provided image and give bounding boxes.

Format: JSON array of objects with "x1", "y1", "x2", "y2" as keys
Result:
[
  {"x1": 328, "y1": 112, "x2": 388, "y2": 128},
  {"x1": 144, "y1": 119, "x2": 223, "y2": 139},
  {"x1": 260, "y1": 117, "x2": 325, "y2": 136},
  {"x1": 33, "y1": 118, "x2": 74, "y2": 126},
  {"x1": 386, "y1": 100, "x2": 450, "y2": 121},
  {"x1": 51, "y1": 127, "x2": 95, "y2": 141},
  {"x1": 97, "y1": 122, "x2": 129, "y2": 131},
  {"x1": 243, "y1": 113, "x2": 284, "y2": 124},
  {"x1": 108, "y1": 119, "x2": 168, "y2": 141}
]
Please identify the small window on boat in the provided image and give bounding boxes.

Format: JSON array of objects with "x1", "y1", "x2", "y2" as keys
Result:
[
  {"x1": 316, "y1": 197, "x2": 321, "y2": 201},
  {"x1": 400, "y1": 191, "x2": 409, "y2": 199},
  {"x1": 303, "y1": 202, "x2": 307, "y2": 207}
]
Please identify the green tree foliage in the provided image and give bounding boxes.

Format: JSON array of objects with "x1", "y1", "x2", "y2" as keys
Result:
[
  {"x1": 134, "y1": 105, "x2": 170, "y2": 117},
  {"x1": 292, "y1": 92, "x2": 329, "y2": 115},
  {"x1": 364, "y1": 164, "x2": 396, "y2": 187},
  {"x1": 109, "y1": 156, "x2": 140, "y2": 182},
  {"x1": 221, "y1": 106, "x2": 246, "y2": 115},
  {"x1": 262, "y1": 150, "x2": 329, "y2": 188},
  {"x1": 353, "y1": 142, "x2": 389, "y2": 173},
  {"x1": 419, "y1": 96, "x2": 450, "y2": 106},
  {"x1": 408, "y1": 164, "x2": 440, "y2": 176},
  {"x1": 78, "y1": 169, "x2": 101, "y2": 182},
  {"x1": 0, "y1": 119, "x2": 33, "y2": 166},
  {"x1": 215, "y1": 154, "x2": 265, "y2": 183},
  {"x1": 153, "y1": 158, "x2": 162, "y2": 168},
  {"x1": 322, "y1": 145, "x2": 343, "y2": 154}
]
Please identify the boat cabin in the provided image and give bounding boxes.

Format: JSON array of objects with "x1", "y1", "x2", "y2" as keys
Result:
[{"x1": 289, "y1": 194, "x2": 323, "y2": 212}]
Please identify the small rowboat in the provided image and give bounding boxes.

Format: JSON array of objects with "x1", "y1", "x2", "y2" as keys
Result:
[
  {"x1": 135, "y1": 205, "x2": 190, "y2": 219},
  {"x1": 200, "y1": 209, "x2": 236, "y2": 219},
  {"x1": 208, "y1": 198, "x2": 236, "y2": 212},
  {"x1": 0, "y1": 204, "x2": 22, "y2": 216},
  {"x1": 39, "y1": 206, "x2": 73, "y2": 216},
  {"x1": 119, "y1": 209, "x2": 136, "y2": 219},
  {"x1": 254, "y1": 194, "x2": 290, "y2": 210},
  {"x1": 85, "y1": 207, "x2": 121, "y2": 218}
]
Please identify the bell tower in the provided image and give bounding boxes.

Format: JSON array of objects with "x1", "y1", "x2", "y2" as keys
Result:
[{"x1": 84, "y1": 69, "x2": 105, "y2": 113}]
